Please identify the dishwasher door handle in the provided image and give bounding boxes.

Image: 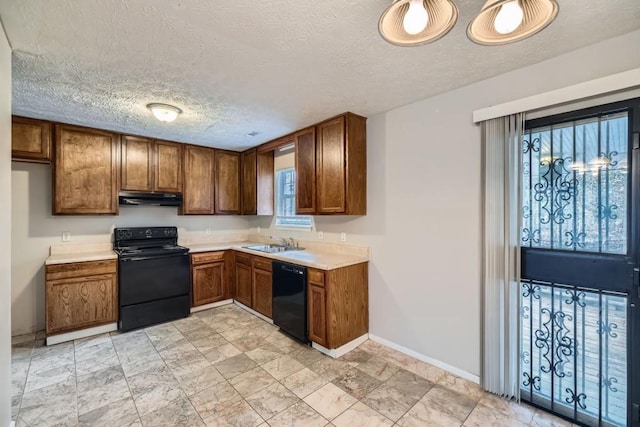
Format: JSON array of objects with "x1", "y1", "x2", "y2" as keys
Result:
[{"x1": 281, "y1": 266, "x2": 303, "y2": 274}]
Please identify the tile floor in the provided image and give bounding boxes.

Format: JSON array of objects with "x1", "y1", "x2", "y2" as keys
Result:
[{"x1": 11, "y1": 304, "x2": 577, "y2": 426}]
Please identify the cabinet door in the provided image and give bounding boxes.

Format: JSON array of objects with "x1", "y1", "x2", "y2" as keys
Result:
[
  {"x1": 182, "y1": 145, "x2": 215, "y2": 214},
  {"x1": 215, "y1": 150, "x2": 241, "y2": 214},
  {"x1": 295, "y1": 127, "x2": 316, "y2": 214},
  {"x1": 192, "y1": 262, "x2": 225, "y2": 306},
  {"x1": 241, "y1": 149, "x2": 257, "y2": 215},
  {"x1": 235, "y1": 263, "x2": 252, "y2": 307},
  {"x1": 308, "y1": 284, "x2": 327, "y2": 346},
  {"x1": 257, "y1": 152, "x2": 275, "y2": 215},
  {"x1": 46, "y1": 273, "x2": 118, "y2": 335},
  {"x1": 121, "y1": 135, "x2": 153, "y2": 192},
  {"x1": 53, "y1": 124, "x2": 120, "y2": 215},
  {"x1": 316, "y1": 117, "x2": 346, "y2": 214},
  {"x1": 155, "y1": 140, "x2": 182, "y2": 193},
  {"x1": 252, "y1": 268, "x2": 272, "y2": 318},
  {"x1": 12, "y1": 116, "x2": 51, "y2": 163}
]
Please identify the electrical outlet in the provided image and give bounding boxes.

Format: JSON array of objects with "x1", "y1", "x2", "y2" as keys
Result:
[
  {"x1": 318, "y1": 231, "x2": 324, "y2": 240},
  {"x1": 340, "y1": 232, "x2": 346, "y2": 242},
  {"x1": 205, "y1": 228, "x2": 212, "y2": 235},
  {"x1": 62, "y1": 231, "x2": 71, "y2": 242}
]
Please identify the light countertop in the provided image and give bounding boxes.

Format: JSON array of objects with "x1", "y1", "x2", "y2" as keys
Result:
[
  {"x1": 46, "y1": 241, "x2": 369, "y2": 270},
  {"x1": 45, "y1": 250, "x2": 118, "y2": 265}
]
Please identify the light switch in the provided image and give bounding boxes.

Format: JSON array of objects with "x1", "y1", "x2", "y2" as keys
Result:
[
  {"x1": 318, "y1": 231, "x2": 324, "y2": 240},
  {"x1": 62, "y1": 231, "x2": 71, "y2": 242},
  {"x1": 340, "y1": 232, "x2": 346, "y2": 242}
]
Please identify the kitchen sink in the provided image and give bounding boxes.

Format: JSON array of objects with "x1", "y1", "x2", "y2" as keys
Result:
[{"x1": 242, "y1": 244, "x2": 303, "y2": 254}]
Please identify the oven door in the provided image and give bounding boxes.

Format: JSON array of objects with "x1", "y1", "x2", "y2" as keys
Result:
[{"x1": 119, "y1": 252, "x2": 190, "y2": 307}]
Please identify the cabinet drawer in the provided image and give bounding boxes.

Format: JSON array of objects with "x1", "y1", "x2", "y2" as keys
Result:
[
  {"x1": 46, "y1": 260, "x2": 117, "y2": 281},
  {"x1": 235, "y1": 252, "x2": 252, "y2": 266},
  {"x1": 308, "y1": 268, "x2": 325, "y2": 287},
  {"x1": 191, "y1": 251, "x2": 225, "y2": 265},
  {"x1": 252, "y1": 257, "x2": 272, "y2": 272}
]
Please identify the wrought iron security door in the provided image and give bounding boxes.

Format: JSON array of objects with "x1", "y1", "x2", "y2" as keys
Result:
[{"x1": 520, "y1": 99, "x2": 640, "y2": 427}]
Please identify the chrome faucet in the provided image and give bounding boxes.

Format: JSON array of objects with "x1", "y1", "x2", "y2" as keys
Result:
[{"x1": 270, "y1": 235, "x2": 288, "y2": 246}]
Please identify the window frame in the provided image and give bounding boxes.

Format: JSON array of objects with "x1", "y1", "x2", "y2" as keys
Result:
[{"x1": 274, "y1": 167, "x2": 313, "y2": 230}]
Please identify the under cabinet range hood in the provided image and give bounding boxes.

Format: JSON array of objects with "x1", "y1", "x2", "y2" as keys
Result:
[{"x1": 119, "y1": 191, "x2": 183, "y2": 207}]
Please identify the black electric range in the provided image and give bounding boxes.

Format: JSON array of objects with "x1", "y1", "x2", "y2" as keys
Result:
[{"x1": 114, "y1": 226, "x2": 190, "y2": 331}]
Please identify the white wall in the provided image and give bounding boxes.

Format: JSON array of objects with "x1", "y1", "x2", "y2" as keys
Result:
[
  {"x1": 11, "y1": 161, "x2": 249, "y2": 335},
  {"x1": 250, "y1": 29, "x2": 640, "y2": 378},
  {"x1": 1, "y1": 21, "x2": 12, "y2": 427}
]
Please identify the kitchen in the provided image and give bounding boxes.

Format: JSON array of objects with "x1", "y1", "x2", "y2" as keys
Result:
[{"x1": 3, "y1": 1, "x2": 640, "y2": 426}]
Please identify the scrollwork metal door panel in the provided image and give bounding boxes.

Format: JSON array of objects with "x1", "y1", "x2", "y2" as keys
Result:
[{"x1": 520, "y1": 98, "x2": 640, "y2": 427}]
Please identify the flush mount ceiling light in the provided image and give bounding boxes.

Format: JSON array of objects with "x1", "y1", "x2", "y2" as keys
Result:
[
  {"x1": 378, "y1": 0, "x2": 458, "y2": 47},
  {"x1": 147, "y1": 103, "x2": 182, "y2": 123},
  {"x1": 467, "y1": 0, "x2": 559, "y2": 45}
]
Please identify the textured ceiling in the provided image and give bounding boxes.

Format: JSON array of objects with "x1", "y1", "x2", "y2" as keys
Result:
[{"x1": 1, "y1": 0, "x2": 640, "y2": 150}]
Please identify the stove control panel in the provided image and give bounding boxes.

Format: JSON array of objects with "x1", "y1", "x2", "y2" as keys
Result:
[{"x1": 114, "y1": 227, "x2": 178, "y2": 242}]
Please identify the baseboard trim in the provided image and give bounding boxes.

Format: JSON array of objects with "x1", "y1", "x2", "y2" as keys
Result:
[
  {"x1": 368, "y1": 333, "x2": 480, "y2": 384},
  {"x1": 190, "y1": 299, "x2": 234, "y2": 313},
  {"x1": 312, "y1": 333, "x2": 369, "y2": 358},
  {"x1": 233, "y1": 301, "x2": 274, "y2": 324},
  {"x1": 46, "y1": 323, "x2": 118, "y2": 346}
]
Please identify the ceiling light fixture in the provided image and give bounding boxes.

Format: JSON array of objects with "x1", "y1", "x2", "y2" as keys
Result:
[
  {"x1": 467, "y1": 0, "x2": 559, "y2": 45},
  {"x1": 379, "y1": 0, "x2": 458, "y2": 47},
  {"x1": 147, "y1": 103, "x2": 182, "y2": 123},
  {"x1": 379, "y1": 0, "x2": 558, "y2": 47}
]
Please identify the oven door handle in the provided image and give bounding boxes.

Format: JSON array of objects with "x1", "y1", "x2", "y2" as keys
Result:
[{"x1": 121, "y1": 253, "x2": 188, "y2": 262}]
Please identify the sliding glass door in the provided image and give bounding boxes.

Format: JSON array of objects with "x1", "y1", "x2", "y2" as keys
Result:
[{"x1": 519, "y1": 98, "x2": 640, "y2": 426}]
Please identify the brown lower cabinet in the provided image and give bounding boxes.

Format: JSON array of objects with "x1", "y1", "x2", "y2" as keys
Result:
[
  {"x1": 233, "y1": 251, "x2": 273, "y2": 318},
  {"x1": 234, "y1": 252, "x2": 253, "y2": 307},
  {"x1": 191, "y1": 251, "x2": 228, "y2": 307},
  {"x1": 45, "y1": 260, "x2": 118, "y2": 335},
  {"x1": 252, "y1": 257, "x2": 272, "y2": 318},
  {"x1": 307, "y1": 263, "x2": 369, "y2": 349}
]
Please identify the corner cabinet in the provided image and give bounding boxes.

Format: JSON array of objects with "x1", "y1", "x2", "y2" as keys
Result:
[
  {"x1": 214, "y1": 150, "x2": 241, "y2": 215},
  {"x1": 45, "y1": 260, "x2": 118, "y2": 335},
  {"x1": 181, "y1": 145, "x2": 215, "y2": 215},
  {"x1": 53, "y1": 124, "x2": 120, "y2": 215},
  {"x1": 307, "y1": 263, "x2": 368, "y2": 349},
  {"x1": 241, "y1": 149, "x2": 274, "y2": 215},
  {"x1": 295, "y1": 113, "x2": 367, "y2": 215},
  {"x1": 12, "y1": 116, "x2": 52, "y2": 163},
  {"x1": 191, "y1": 251, "x2": 229, "y2": 306}
]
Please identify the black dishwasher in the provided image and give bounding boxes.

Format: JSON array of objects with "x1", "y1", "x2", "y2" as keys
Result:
[{"x1": 272, "y1": 261, "x2": 308, "y2": 344}]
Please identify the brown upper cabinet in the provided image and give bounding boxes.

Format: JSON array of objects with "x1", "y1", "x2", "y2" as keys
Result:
[
  {"x1": 316, "y1": 113, "x2": 367, "y2": 214},
  {"x1": 121, "y1": 137, "x2": 182, "y2": 194},
  {"x1": 294, "y1": 127, "x2": 316, "y2": 214},
  {"x1": 11, "y1": 116, "x2": 52, "y2": 163},
  {"x1": 241, "y1": 148, "x2": 274, "y2": 215},
  {"x1": 295, "y1": 113, "x2": 367, "y2": 215},
  {"x1": 53, "y1": 124, "x2": 120, "y2": 215},
  {"x1": 181, "y1": 145, "x2": 215, "y2": 215},
  {"x1": 214, "y1": 150, "x2": 241, "y2": 215},
  {"x1": 121, "y1": 136, "x2": 153, "y2": 192},
  {"x1": 155, "y1": 140, "x2": 183, "y2": 193}
]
